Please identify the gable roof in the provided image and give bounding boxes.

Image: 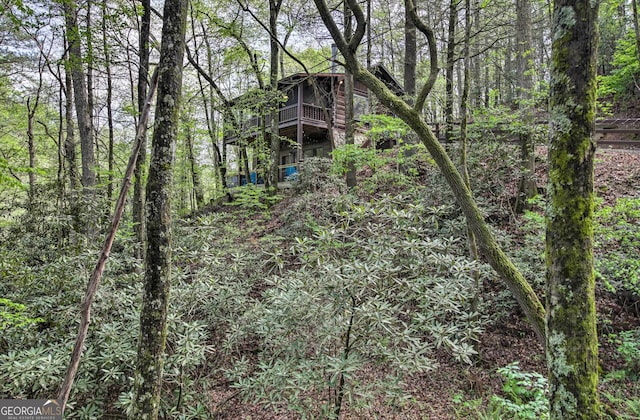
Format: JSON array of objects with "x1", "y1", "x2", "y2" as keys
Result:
[
  {"x1": 230, "y1": 64, "x2": 404, "y2": 104},
  {"x1": 369, "y1": 64, "x2": 405, "y2": 96}
]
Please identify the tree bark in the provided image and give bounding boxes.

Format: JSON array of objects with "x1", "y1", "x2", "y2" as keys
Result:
[
  {"x1": 130, "y1": 0, "x2": 188, "y2": 417},
  {"x1": 26, "y1": 96, "x2": 38, "y2": 208},
  {"x1": 546, "y1": 0, "x2": 601, "y2": 416},
  {"x1": 632, "y1": 0, "x2": 640, "y2": 64},
  {"x1": 133, "y1": 0, "x2": 151, "y2": 260},
  {"x1": 86, "y1": 0, "x2": 95, "y2": 165},
  {"x1": 185, "y1": 125, "x2": 205, "y2": 209},
  {"x1": 366, "y1": 0, "x2": 372, "y2": 69},
  {"x1": 62, "y1": 0, "x2": 95, "y2": 197},
  {"x1": 461, "y1": 0, "x2": 481, "y2": 354},
  {"x1": 63, "y1": 46, "x2": 80, "y2": 233},
  {"x1": 471, "y1": 1, "x2": 482, "y2": 108},
  {"x1": 514, "y1": 0, "x2": 536, "y2": 213},
  {"x1": 267, "y1": 0, "x2": 282, "y2": 193},
  {"x1": 313, "y1": 0, "x2": 546, "y2": 344},
  {"x1": 403, "y1": 0, "x2": 417, "y2": 100},
  {"x1": 344, "y1": 2, "x2": 357, "y2": 188},
  {"x1": 444, "y1": 0, "x2": 457, "y2": 142},
  {"x1": 101, "y1": 0, "x2": 115, "y2": 203}
]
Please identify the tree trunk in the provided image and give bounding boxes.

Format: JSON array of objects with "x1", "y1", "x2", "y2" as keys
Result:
[
  {"x1": 185, "y1": 125, "x2": 205, "y2": 209},
  {"x1": 133, "y1": 0, "x2": 151, "y2": 260},
  {"x1": 404, "y1": 0, "x2": 417, "y2": 100},
  {"x1": 63, "y1": 48, "x2": 80, "y2": 233},
  {"x1": 460, "y1": 0, "x2": 481, "y2": 355},
  {"x1": 344, "y1": 2, "x2": 357, "y2": 188},
  {"x1": 186, "y1": 27, "x2": 229, "y2": 193},
  {"x1": 267, "y1": 0, "x2": 282, "y2": 193},
  {"x1": 62, "y1": 0, "x2": 95, "y2": 198},
  {"x1": 86, "y1": 0, "x2": 95, "y2": 169},
  {"x1": 546, "y1": 0, "x2": 601, "y2": 416},
  {"x1": 313, "y1": 0, "x2": 546, "y2": 344},
  {"x1": 366, "y1": 0, "x2": 372, "y2": 69},
  {"x1": 471, "y1": 1, "x2": 482, "y2": 108},
  {"x1": 26, "y1": 97, "x2": 38, "y2": 208},
  {"x1": 130, "y1": 0, "x2": 188, "y2": 417},
  {"x1": 101, "y1": 0, "x2": 115, "y2": 203},
  {"x1": 514, "y1": 0, "x2": 537, "y2": 213},
  {"x1": 241, "y1": 146, "x2": 251, "y2": 186},
  {"x1": 57, "y1": 68, "x2": 159, "y2": 417},
  {"x1": 55, "y1": 63, "x2": 66, "y2": 242},
  {"x1": 632, "y1": 0, "x2": 640, "y2": 64},
  {"x1": 504, "y1": 37, "x2": 514, "y2": 106},
  {"x1": 202, "y1": 35, "x2": 226, "y2": 192},
  {"x1": 444, "y1": 0, "x2": 457, "y2": 142}
]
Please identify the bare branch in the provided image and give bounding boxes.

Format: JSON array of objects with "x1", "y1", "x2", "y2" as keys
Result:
[
  {"x1": 234, "y1": 0, "x2": 311, "y2": 75},
  {"x1": 406, "y1": 0, "x2": 439, "y2": 112}
]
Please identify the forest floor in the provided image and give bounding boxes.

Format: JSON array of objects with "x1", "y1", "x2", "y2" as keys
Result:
[{"x1": 204, "y1": 147, "x2": 640, "y2": 419}]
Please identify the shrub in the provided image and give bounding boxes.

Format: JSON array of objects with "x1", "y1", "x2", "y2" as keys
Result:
[
  {"x1": 595, "y1": 197, "x2": 640, "y2": 315},
  {"x1": 489, "y1": 363, "x2": 548, "y2": 420},
  {"x1": 224, "y1": 194, "x2": 489, "y2": 417}
]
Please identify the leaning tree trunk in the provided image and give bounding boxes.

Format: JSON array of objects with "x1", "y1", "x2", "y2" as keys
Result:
[
  {"x1": 313, "y1": 0, "x2": 546, "y2": 344},
  {"x1": 546, "y1": 0, "x2": 601, "y2": 416},
  {"x1": 130, "y1": 0, "x2": 188, "y2": 418}
]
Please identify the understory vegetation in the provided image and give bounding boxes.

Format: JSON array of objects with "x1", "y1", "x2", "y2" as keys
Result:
[{"x1": 1, "y1": 138, "x2": 639, "y2": 418}]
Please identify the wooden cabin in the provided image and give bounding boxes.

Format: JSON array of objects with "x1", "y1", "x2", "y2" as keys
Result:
[{"x1": 223, "y1": 65, "x2": 403, "y2": 184}]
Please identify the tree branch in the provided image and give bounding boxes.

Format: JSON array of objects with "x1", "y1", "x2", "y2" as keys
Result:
[
  {"x1": 406, "y1": 0, "x2": 439, "y2": 112},
  {"x1": 312, "y1": 0, "x2": 546, "y2": 345},
  {"x1": 234, "y1": 0, "x2": 311, "y2": 75}
]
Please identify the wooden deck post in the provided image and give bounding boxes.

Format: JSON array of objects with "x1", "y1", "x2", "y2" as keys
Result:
[{"x1": 297, "y1": 83, "x2": 304, "y2": 162}]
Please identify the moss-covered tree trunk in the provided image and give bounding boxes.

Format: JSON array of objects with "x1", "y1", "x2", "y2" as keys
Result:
[
  {"x1": 313, "y1": 0, "x2": 547, "y2": 344},
  {"x1": 546, "y1": 0, "x2": 600, "y2": 416},
  {"x1": 130, "y1": 0, "x2": 187, "y2": 418}
]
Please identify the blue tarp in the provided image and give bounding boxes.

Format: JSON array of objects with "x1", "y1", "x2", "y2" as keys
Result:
[{"x1": 285, "y1": 166, "x2": 297, "y2": 178}]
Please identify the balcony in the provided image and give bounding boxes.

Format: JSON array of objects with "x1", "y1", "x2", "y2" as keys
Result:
[{"x1": 224, "y1": 102, "x2": 329, "y2": 144}]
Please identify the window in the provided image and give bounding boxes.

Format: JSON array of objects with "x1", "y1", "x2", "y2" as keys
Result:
[{"x1": 304, "y1": 147, "x2": 324, "y2": 158}]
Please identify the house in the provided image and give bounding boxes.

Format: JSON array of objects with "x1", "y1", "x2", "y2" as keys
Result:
[{"x1": 223, "y1": 65, "x2": 403, "y2": 184}]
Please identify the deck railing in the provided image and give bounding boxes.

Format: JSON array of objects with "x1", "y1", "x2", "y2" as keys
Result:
[
  {"x1": 278, "y1": 163, "x2": 299, "y2": 182},
  {"x1": 302, "y1": 103, "x2": 326, "y2": 121},
  {"x1": 225, "y1": 102, "x2": 328, "y2": 141}
]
